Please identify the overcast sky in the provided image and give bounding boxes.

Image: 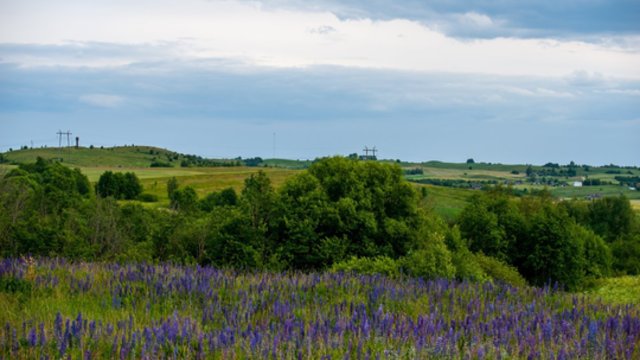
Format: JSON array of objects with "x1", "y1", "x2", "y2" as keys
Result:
[{"x1": 1, "y1": 0, "x2": 639, "y2": 165}]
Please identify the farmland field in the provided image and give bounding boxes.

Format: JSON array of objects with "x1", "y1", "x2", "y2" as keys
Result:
[{"x1": 1, "y1": 258, "x2": 639, "y2": 359}]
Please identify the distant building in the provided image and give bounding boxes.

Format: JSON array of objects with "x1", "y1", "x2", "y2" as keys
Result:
[{"x1": 573, "y1": 181, "x2": 583, "y2": 187}]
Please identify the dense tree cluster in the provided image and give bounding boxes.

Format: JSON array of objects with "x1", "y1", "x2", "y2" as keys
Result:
[
  {"x1": 1, "y1": 157, "x2": 638, "y2": 290},
  {"x1": 96, "y1": 171, "x2": 142, "y2": 200},
  {"x1": 459, "y1": 188, "x2": 638, "y2": 289}
]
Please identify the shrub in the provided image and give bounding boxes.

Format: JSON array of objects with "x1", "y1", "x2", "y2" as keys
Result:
[
  {"x1": 401, "y1": 243, "x2": 455, "y2": 280},
  {"x1": 150, "y1": 161, "x2": 171, "y2": 168},
  {"x1": 474, "y1": 253, "x2": 527, "y2": 287},
  {"x1": 330, "y1": 256, "x2": 401, "y2": 277},
  {"x1": 0, "y1": 276, "x2": 32, "y2": 295},
  {"x1": 451, "y1": 249, "x2": 489, "y2": 282}
]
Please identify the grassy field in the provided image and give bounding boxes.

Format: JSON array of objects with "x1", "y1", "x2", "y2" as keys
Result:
[
  {"x1": 550, "y1": 184, "x2": 640, "y2": 200},
  {"x1": 585, "y1": 275, "x2": 640, "y2": 305},
  {"x1": 3, "y1": 147, "x2": 638, "y2": 216},
  {"x1": 416, "y1": 184, "x2": 476, "y2": 221},
  {"x1": 2, "y1": 146, "x2": 181, "y2": 168},
  {"x1": 137, "y1": 167, "x2": 298, "y2": 206}
]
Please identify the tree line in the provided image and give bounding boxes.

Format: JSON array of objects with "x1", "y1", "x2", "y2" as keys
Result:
[{"x1": 1, "y1": 156, "x2": 638, "y2": 290}]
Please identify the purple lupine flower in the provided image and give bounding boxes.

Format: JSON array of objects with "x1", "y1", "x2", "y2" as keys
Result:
[
  {"x1": 27, "y1": 327, "x2": 37, "y2": 346},
  {"x1": 35, "y1": 322, "x2": 45, "y2": 347}
]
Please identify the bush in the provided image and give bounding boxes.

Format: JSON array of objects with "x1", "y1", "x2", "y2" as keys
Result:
[
  {"x1": 474, "y1": 253, "x2": 527, "y2": 287},
  {"x1": 0, "y1": 276, "x2": 32, "y2": 295},
  {"x1": 401, "y1": 242, "x2": 455, "y2": 280},
  {"x1": 150, "y1": 161, "x2": 171, "y2": 168},
  {"x1": 451, "y1": 249, "x2": 489, "y2": 282},
  {"x1": 330, "y1": 256, "x2": 401, "y2": 277}
]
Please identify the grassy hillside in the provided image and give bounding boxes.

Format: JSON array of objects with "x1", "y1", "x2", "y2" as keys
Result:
[
  {"x1": 585, "y1": 275, "x2": 640, "y2": 305},
  {"x1": 3, "y1": 147, "x2": 637, "y2": 216},
  {"x1": 416, "y1": 184, "x2": 475, "y2": 221},
  {"x1": 2, "y1": 146, "x2": 184, "y2": 167}
]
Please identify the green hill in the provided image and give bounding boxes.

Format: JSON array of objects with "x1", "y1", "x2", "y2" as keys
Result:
[{"x1": 1, "y1": 146, "x2": 183, "y2": 167}]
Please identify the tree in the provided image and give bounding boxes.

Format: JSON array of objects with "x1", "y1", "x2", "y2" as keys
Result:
[
  {"x1": 96, "y1": 171, "x2": 142, "y2": 200},
  {"x1": 525, "y1": 165, "x2": 534, "y2": 177},
  {"x1": 96, "y1": 171, "x2": 118, "y2": 198},
  {"x1": 167, "y1": 177, "x2": 179, "y2": 206},
  {"x1": 171, "y1": 186, "x2": 198, "y2": 212},
  {"x1": 586, "y1": 196, "x2": 634, "y2": 242},
  {"x1": 241, "y1": 171, "x2": 275, "y2": 266},
  {"x1": 121, "y1": 172, "x2": 142, "y2": 200},
  {"x1": 458, "y1": 190, "x2": 523, "y2": 262},
  {"x1": 466, "y1": 158, "x2": 475, "y2": 164},
  {"x1": 518, "y1": 203, "x2": 585, "y2": 290}
]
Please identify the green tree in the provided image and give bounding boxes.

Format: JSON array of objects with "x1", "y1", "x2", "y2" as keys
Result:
[
  {"x1": 171, "y1": 186, "x2": 198, "y2": 212},
  {"x1": 241, "y1": 171, "x2": 275, "y2": 267},
  {"x1": 167, "y1": 177, "x2": 179, "y2": 205},
  {"x1": 518, "y1": 204, "x2": 585, "y2": 289},
  {"x1": 96, "y1": 171, "x2": 118, "y2": 198},
  {"x1": 587, "y1": 196, "x2": 635, "y2": 242}
]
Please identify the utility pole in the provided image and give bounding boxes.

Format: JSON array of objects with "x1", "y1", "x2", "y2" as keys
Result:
[
  {"x1": 65, "y1": 130, "x2": 72, "y2": 147},
  {"x1": 371, "y1": 146, "x2": 377, "y2": 159},
  {"x1": 57, "y1": 130, "x2": 63, "y2": 148},
  {"x1": 363, "y1": 146, "x2": 370, "y2": 158}
]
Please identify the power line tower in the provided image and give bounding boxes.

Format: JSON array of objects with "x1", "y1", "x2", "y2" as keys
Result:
[
  {"x1": 56, "y1": 130, "x2": 63, "y2": 148},
  {"x1": 64, "y1": 130, "x2": 72, "y2": 147},
  {"x1": 362, "y1": 146, "x2": 378, "y2": 160}
]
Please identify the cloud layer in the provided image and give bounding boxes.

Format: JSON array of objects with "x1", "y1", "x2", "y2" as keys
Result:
[{"x1": 0, "y1": 0, "x2": 638, "y2": 164}]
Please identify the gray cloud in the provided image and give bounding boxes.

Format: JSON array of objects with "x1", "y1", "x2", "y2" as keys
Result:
[
  {"x1": 251, "y1": 0, "x2": 640, "y2": 39},
  {"x1": 1, "y1": 47, "x2": 638, "y2": 164}
]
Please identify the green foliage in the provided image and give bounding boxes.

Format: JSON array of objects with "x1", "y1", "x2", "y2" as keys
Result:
[
  {"x1": 586, "y1": 196, "x2": 635, "y2": 242},
  {"x1": 1, "y1": 156, "x2": 636, "y2": 292},
  {"x1": 518, "y1": 199, "x2": 586, "y2": 289},
  {"x1": 457, "y1": 189, "x2": 626, "y2": 290},
  {"x1": 96, "y1": 171, "x2": 142, "y2": 200},
  {"x1": 459, "y1": 189, "x2": 523, "y2": 262},
  {"x1": 401, "y1": 224, "x2": 455, "y2": 280},
  {"x1": 576, "y1": 225, "x2": 612, "y2": 278},
  {"x1": 586, "y1": 275, "x2": 640, "y2": 305},
  {"x1": 610, "y1": 234, "x2": 640, "y2": 275},
  {"x1": 0, "y1": 276, "x2": 32, "y2": 295},
  {"x1": 171, "y1": 186, "x2": 198, "y2": 212},
  {"x1": 330, "y1": 256, "x2": 401, "y2": 277},
  {"x1": 137, "y1": 193, "x2": 158, "y2": 202},
  {"x1": 473, "y1": 253, "x2": 527, "y2": 287},
  {"x1": 199, "y1": 187, "x2": 238, "y2": 211}
]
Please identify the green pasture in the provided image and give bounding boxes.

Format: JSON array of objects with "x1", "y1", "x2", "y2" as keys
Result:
[
  {"x1": 2, "y1": 146, "x2": 181, "y2": 167},
  {"x1": 551, "y1": 185, "x2": 640, "y2": 200},
  {"x1": 414, "y1": 184, "x2": 476, "y2": 220}
]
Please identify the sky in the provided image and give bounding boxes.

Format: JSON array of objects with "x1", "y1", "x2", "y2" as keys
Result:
[{"x1": 0, "y1": 0, "x2": 639, "y2": 165}]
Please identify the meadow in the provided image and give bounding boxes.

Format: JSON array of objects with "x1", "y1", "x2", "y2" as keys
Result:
[
  {"x1": 1, "y1": 257, "x2": 639, "y2": 359},
  {"x1": 3, "y1": 146, "x2": 638, "y2": 215}
]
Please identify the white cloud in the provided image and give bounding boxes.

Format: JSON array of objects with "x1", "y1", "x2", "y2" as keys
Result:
[
  {"x1": 79, "y1": 94, "x2": 124, "y2": 108},
  {"x1": 458, "y1": 12, "x2": 494, "y2": 28},
  {"x1": 1, "y1": 0, "x2": 639, "y2": 79}
]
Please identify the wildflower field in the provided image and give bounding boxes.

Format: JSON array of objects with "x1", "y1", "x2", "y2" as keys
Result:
[{"x1": 1, "y1": 258, "x2": 639, "y2": 359}]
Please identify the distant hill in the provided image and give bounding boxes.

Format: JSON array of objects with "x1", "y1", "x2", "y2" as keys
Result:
[{"x1": 0, "y1": 145, "x2": 239, "y2": 168}]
